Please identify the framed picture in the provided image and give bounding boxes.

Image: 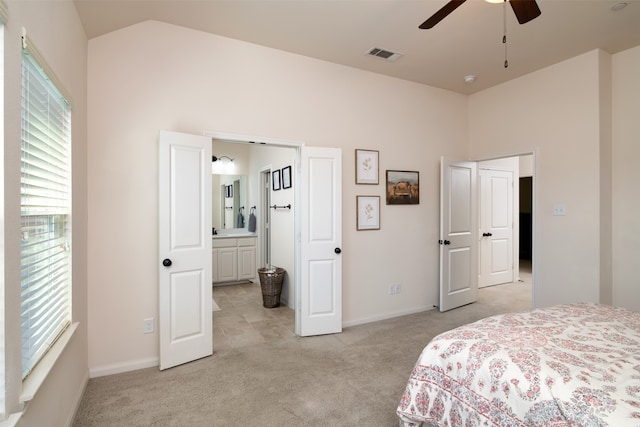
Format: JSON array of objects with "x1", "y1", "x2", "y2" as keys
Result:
[
  {"x1": 386, "y1": 170, "x2": 419, "y2": 205},
  {"x1": 225, "y1": 185, "x2": 233, "y2": 198},
  {"x1": 355, "y1": 149, "x2": 379, "y2": 185},
  {"x1": 356, "y1": 196, "x2": 380, "y2": 231},
  {"x1": 272, "y1": 169, "x2": 281, "y2": 191},
  {"x1": 282, "y1": 166, "x2": 292, "y2": 189}
]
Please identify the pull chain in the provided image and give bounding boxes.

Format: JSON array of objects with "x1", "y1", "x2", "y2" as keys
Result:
[{"x1": 503, "y1": 0, "x2": 508, "y2": 68}]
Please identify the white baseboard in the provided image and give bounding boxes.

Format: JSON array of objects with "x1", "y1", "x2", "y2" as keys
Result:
[
  {"x1": 89, "y1": 357, "x2": 158, "y2": 378},
  {"x1": 65, "y1": 370, "x2": 89, "y2": 427},
  {"x1": 342, "y1": 305, "x2": 435, "y2": 328}
]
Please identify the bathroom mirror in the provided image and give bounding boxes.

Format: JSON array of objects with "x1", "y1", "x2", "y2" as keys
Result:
[{"x1": 212, "y1": 174, "x2": 247, "y2": 230}]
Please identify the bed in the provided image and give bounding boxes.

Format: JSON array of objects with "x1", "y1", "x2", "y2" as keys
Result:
[{"x1": 396, "y1": 303, "x2": 640, "y2": 426}]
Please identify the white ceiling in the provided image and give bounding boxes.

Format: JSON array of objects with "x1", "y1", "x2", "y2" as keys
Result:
[{"x1": 74, "y1": 0, "x2": 640, "y2": 94}]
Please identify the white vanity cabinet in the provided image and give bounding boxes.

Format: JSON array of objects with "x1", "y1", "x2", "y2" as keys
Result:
[
  {"x1": 212, "y1": 236, "x2": 257, "y2": 284},
  {"x1": 237, "y1": 239, "x2": 257, "y2": 281}
]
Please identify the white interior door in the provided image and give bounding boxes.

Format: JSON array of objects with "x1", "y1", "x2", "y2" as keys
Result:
[
  {"x1": 298, "y1": 146, "x2": 342, "y2": 336},
  {"x1": 479, "y1": 168, "x2": 514, "y2": 287},
  {"x1": 158, "y1": 130, "x2": 212, "y2": 370},
  {"x1": 440, "y1": 157, "x2": 478, "y2": 312}
]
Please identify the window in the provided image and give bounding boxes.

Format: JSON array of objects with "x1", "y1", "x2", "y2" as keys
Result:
[{"x1": 20, "y1": 46, "x2": 72, "y2": 380}]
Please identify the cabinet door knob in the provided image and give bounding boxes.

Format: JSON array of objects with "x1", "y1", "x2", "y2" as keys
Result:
[{"x1": 162, "y1": 258, "x2": 172, "y2": 267}]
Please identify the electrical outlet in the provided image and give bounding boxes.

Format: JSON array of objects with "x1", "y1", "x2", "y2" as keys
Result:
[
  {"x1": 553, "y1": 204, "x2": 567, "y2": 216},
  {"x1": 143, "y1": 318, "x2": 154, "y2": 334}
]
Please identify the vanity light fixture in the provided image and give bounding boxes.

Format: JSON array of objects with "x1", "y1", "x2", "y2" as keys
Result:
[{"x1": 212, "y1": 155, "x2": 234, "y2": 162}]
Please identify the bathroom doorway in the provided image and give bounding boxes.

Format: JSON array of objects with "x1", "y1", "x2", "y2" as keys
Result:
[
  {"x1": 208, "y1": 130, "x2": 343, "y2": 342},
  {"x1": 210, "y1": 138, "x2": 298, "y2": 349}
]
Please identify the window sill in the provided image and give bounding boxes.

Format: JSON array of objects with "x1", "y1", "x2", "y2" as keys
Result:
[
  {"x1": 20, "y1": 322, "x2": 79, "y2": 403},
  {"x1": 0, "y1": 413, "x2": 22, "y2": 427}
]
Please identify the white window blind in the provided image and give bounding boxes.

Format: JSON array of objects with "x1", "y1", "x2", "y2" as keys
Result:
[{"x1": 20, "y1": 47, "x2": 72, "y2": 380}]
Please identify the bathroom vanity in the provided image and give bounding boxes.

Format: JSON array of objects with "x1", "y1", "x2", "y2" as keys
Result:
[{"x1": 212, "y1": 233, "x2": 257, "y2": 285}]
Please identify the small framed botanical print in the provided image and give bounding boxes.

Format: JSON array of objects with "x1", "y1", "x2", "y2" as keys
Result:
[
  {"x1": 355, "y1": 149, "x2": 379, "y2": 185},
  {"x1": 356, "y1": 196, "x2": 380, "y2": 230}
]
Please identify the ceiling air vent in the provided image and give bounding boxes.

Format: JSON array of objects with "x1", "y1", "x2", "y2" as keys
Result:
[{"x1": 367, "y1": 47, "x2": 403, "y2": 62}]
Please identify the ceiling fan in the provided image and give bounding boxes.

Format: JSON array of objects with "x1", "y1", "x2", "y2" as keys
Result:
[{"x1": 419, "y1": 0, "x2": 541, "y2": 29}]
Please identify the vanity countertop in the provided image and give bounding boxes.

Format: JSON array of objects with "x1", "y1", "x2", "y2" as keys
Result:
[{"x1": 212, "y1": 232, "x2": 256, "y2": 239}]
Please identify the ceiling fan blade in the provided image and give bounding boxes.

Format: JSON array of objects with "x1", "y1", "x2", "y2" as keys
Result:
[
  {"x1": 509, "y1": 0, "x2": 541, "y2": 24},
  {"x1": 419, "y1": 0, "x2": 467, "y2": 29}
]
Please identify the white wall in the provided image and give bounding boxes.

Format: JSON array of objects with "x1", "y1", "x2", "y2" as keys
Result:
[
  {"x1": 3, "y1": 1, "x2": 88, "y2": 425},
  {"x1": 87, "y1": 21, "x2": 468, "y2": 373},
  {"x1": 611, "y1": 45, "x2": 640, "y2": 311},
  {"x1": 469, "y1": 50, "x2": 606, "y2": 308},
  {"x1": 519, "y1": 155, "x2": 534, "y2": 177}
]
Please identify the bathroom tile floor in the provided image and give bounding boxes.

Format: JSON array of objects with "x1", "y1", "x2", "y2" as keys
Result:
[{"x1": 212, "y1": 281, "x2": 295, "y2": 351}]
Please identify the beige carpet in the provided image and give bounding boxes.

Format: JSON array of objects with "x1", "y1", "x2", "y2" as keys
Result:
[{"x1": 73, "y1": 280, "x2": 531, "y2": 427}]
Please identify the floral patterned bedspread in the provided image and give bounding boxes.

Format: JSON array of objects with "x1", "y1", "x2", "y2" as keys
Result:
[{"x1": 397, "y1": 303, "x2": 640, "y2": 427}]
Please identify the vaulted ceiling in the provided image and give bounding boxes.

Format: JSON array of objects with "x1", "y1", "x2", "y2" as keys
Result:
[{"x1": 74, "y1": 0, "x2": 640, "y2": 94}]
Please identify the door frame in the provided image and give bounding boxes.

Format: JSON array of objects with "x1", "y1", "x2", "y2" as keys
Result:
[
  {"x1": 473, "y1": 149, "x2": 538, "y2": 308},
  {"x1": 204, "y1": 130, "x2": 306, "y2": 330},
  {"x1": 259, "y1": 168, "x2": 272, "y2": 269}
]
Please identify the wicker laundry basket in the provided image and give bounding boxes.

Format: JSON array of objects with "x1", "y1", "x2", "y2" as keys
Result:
[{"x1": 257, "y1": 267, "x2": 285, "y2": 308}]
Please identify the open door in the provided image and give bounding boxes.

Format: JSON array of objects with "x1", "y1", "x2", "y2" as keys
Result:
[
  {"x1": 158, "y1": 130, "x2": 212, "y2": 370},
  {"x1": 298, "y1": 146, "x2": 342, "y2": 336},
  {"x1": 479, "y1": 168, "x2": 514, "y2": 287},
  {"x1": 439, "y1": 157, "x2": 478, "y2": 311}
]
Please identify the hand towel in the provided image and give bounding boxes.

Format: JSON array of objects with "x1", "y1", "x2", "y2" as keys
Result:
[{"x1": 248, "y1": 212, "x2": 257, "y2": 232}]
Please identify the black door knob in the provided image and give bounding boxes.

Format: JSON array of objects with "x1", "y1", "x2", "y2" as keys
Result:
[
  {"x1": 162, "y1": 258, "x2": 172, "y2": 267},
  {"x1": 444, "y1": 240, "x2": 451, "y2": 245},
  {"x1": 482, "y1": 232, "x2": 493, "y2": 237},
  {"x1": 334, "y1": 248, "x2": 342, "y2": 254}
]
